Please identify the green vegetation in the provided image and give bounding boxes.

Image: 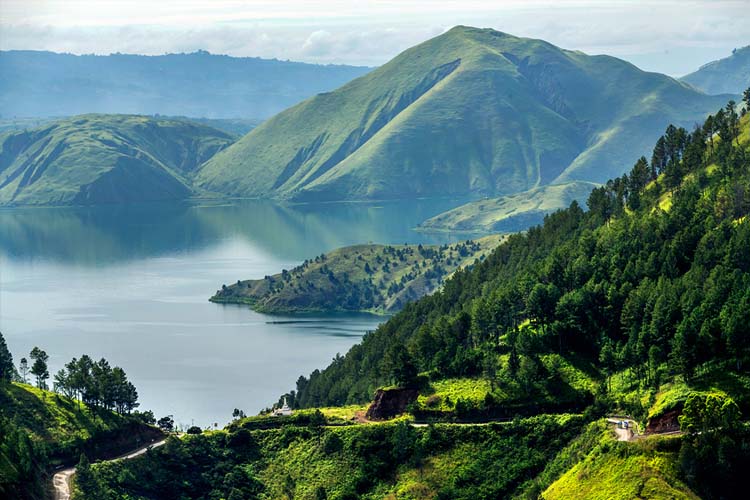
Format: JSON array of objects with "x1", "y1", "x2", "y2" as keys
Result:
[
  {"x1": 0, "y1": 114, "x2": 234, "y2": 205},
  {"x1": 542, "y1": 431, "x2": 695, "y2": 500},
  {"x1": 419, "y1": 181, "x2": 598, "y2": 233},
  {"x1": 76, "y1": 414, "x2": 583, "y2": 500},
  {"x1": 211, "y1": 236, "x2": 502, "y2": 314},
  {"x1": 198, "y1": 26, "x2": 724, "y2": 209},
  {"x1": 0, "y1": 332, "x2": 160, "y2": 499},
  {"x1": 58, "y1": 95, "x2": 750, "y2": 498},
  {"x1": 682, "y1": 45, "x2": 750, "y2": 95}
]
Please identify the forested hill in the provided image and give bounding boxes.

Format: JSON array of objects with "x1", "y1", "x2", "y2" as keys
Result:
[
  {"x1": 291, "y1": 98, "x2": 750, "y2": 416},
  {"x1": 210, "y1": 236, "x2": 503, "y2": 314},
  {"x1": 0, "y1": 50, "x2": 371, "y2": 119}
]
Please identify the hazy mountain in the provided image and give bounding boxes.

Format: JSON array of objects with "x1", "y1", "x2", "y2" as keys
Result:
[
  {"x1": 197, "y1": 26, "x2": 726, "y2": 203},
  {"x1": 418, "y1": 181, "x2": 598, "y2": 233},
  {"x1": 0, "y1": 114, "x2": 233, "y2": 205},
  {"x1": 682, "y1": 46, "x2": 750, "y2": 95},
  {"x1": 0, "y1": 50, "x2": 371, "y2": 119}
]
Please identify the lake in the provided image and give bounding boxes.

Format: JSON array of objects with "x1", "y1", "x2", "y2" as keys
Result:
[{"x1": 0, "y1": 199, "x2": 475, "y2": 427}]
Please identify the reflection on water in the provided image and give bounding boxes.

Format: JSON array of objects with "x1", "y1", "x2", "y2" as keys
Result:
[{"x1": 0, "y1": 199, "x2": 476, "y2": 426}]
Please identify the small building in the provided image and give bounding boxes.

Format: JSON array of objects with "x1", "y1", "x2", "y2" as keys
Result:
[{"x1": 273, "y1": 397, "x2": 293, "y2": 417}]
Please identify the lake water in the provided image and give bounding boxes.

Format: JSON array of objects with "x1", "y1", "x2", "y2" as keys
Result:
[{"x1": 0, "y1": 199, "x2": 474, "y2": 427}]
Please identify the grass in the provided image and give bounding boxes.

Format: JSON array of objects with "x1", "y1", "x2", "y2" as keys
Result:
[
  {"x1": 88, "y1": 413, "x2": 585, "y2": 500},
  {"x1": 419, "y1": 181, "x2": 599, "y2": 234},
  {"x1": 198, "y1": 26, "x2": 726, "y2": 206},
  {"x1": 0, "y1": 114, "x2": 234, "y2": 206},
  {"x1": 542, "y1": 431, "x2": 697, "y2": 500},
  {"x1": 212, "y1": 235, "x2": 503, "y2": 314},
  {"x1": 417, "y1": 378, "x2": 493, "y2": 411},
  {"x1": 0, "y1": 382, "x2": 160, "y2": 466}
]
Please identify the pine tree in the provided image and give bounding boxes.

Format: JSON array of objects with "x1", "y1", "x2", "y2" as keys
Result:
[{"x1": 0, "y1": 331, "x2": 14, "y2": 382}]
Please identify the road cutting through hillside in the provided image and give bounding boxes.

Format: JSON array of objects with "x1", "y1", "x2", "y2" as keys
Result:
[{"x1": 52, "y1": 439, "x2": 166, "y2": 500}]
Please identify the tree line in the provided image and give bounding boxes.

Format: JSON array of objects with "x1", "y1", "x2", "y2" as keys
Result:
[{"x1": 0, "y1": 333, "x2": 138, "y2": 415}]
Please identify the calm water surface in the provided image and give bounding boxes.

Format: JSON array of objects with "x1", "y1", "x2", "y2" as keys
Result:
[{"x1": 0, "y1": 199, "x2": 474, "y2": 427}]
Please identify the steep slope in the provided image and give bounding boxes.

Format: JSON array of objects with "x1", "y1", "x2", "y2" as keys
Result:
[
  {"x1": 682, "y1": 46, "x2": 750, "y2": 95},
  {"x1": 0, "y1": 50, "x2": 371, "y2": 119},
  {"x1": 419, "y1": 181, "x2": 598, "y2": 233},
  {"x1": 198, "y1": 26, "x2": 725, "y2": 202},
  {"x1": 0, "y1": 114, "x2": 234, "y2": 205}
]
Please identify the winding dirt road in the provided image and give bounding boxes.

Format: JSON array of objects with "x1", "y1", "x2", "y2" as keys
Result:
[{"x1": 52, "y1": 439, "x2": 166, "y2": 500}]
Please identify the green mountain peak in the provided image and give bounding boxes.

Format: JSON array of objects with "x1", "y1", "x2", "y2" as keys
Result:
[{"x1": 197, "y1": 27, "x2": 725, "y2": 204}]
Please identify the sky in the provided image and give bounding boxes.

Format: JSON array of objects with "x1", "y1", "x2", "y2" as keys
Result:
[{"x1": 1, "y1": 0, "x2": 749, "y2": 76}]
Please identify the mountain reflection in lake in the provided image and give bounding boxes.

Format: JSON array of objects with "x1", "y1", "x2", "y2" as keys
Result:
[{"x1": 0, "y1": 199, "x2": 478, "y2": 426}]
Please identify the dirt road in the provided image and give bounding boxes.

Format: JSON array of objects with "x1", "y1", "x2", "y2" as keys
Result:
[
  {"x1": 607, "y1": 417, "x2": 637, "y2": 441},
  {"x1": 52, "y1": 439, "x2": 166, "y2": 500}
]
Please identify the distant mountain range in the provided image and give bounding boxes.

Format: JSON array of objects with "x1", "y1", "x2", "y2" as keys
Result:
[
  {"x1": 682, "y1": 45, "x2": 750, "y2": 95},
  {"x1": 0, "y1": 28, "x2": 737, "y2": 219},
  {"x1": 0, "y1": 50, "x2": 371, "y2": 119},
  {"x1": 197, "y1": 26, "x2": 727, "y2": 205},
  {"x1": 0, "y1": 114, "x2": 233, "y2": 205}
]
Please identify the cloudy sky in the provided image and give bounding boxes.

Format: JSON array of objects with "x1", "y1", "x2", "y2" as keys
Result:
[{"x1": 1, "y1": 0, "x2": 748, "y2": 75}]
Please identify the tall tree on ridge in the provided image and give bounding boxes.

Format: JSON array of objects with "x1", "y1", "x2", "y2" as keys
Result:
[
  {"x1": 30, "y1": 347, "x2": 49, "y2": 390},
  {"x1": 0, "y1": 331, "x2": 14, "y2": 382}
]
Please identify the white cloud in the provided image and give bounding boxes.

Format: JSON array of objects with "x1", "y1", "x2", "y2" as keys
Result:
[{"x1": 1, "y1": 1, "x2": 748, "y2": 74}]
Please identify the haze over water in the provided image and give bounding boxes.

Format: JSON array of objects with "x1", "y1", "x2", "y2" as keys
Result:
[{"x1": 0, "y1": 199, "x2": 473, "y2": 427}]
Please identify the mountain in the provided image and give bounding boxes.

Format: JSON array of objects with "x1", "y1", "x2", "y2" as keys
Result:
[
  {"x1": 210, "y1": 236, "x2": 503, "y2": 314},
  {"x1": 197, "y1": 26, "x2": 726, "y2": 203},
  {"x1": 0, "y1": 114, "x2": 234, "y2": 205},
  {"x1": 76, "y1": 101, "x2": 750, "y2": 500},
  {"x1": 682, "y1": 46, "x2": 750, "y2": 95},
  {"x1": 418, "y1": 181, "x2": 598, "y2": 233},
  {"x1": 0, "y1": 50, "x2": 371, "y2": 119}
]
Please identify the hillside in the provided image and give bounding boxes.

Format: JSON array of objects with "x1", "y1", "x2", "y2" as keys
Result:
[
  {"x1": 281, "y1": 103, "x2": 750, "y2": 496},
  {"x1": 211, "y1": 236, "x2": 502, "y2": 314},
  {"x1": 419, "y1": 181, "x2": 598, "y2": 233},
  {"x1": 0, "y1": 50, "x2": 371, "y2": 119},
  {"x1": 198, "y1": 26, "x2": 725, "y2": 204},
  {"x1": 682, "y1": 45, "x2": 750, "y2": 95},
  {"x1": 0, "y1": 114, "x2": 234, "y2": 205},
  {"x1": 72, "y1": 101, "x2": 750, "y2": 498},
  {"x1": 0, "y1": 382, "x2": 161, "y2": 499}
]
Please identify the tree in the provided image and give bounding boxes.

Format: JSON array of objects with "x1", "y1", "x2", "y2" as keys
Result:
[
  {"x1": 157, "y1": 415, "x2": 175, "y2": 432},
  {"x1": 386, "y1": 343, "x2": 418, "y2": 388},
  {"x1": 232, "y1": 408, "x2": 246, "y2": 419},
  {"x1": 0, "y1": 331, "x2": 14, "y2": 382},
  {"x1": 29, "y1": 347, "x2": 49, "y2": 389},
  {"x1": 743, "y1": 87, "x2": 750, "y2": 111},
  {"x1": 18, "y1": 357, "x2": 29, "y2": 383}
]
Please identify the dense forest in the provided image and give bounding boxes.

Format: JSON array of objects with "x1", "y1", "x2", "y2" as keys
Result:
[{"x1": 289, "y1": 97, "x2": 750, "y2": 411}]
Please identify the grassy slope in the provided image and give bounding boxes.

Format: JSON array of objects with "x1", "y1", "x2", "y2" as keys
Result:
[
  {"x1": 0, "y1": 382, "x2": 160, "y2": 466},
  {"x1": 0, "y1": 114, "x2": 234, "y2": 205},
  {"x1": 542, "y1": 432, "x2": 696, "y2": 500},
  {"x1": 681, "y1": 45, "x2": 750, "y2": 95},
  {"x1": 198, "y1": 26, "x2": 724, "y2": 204},
  {"x1": 83, "y1": 414, "x2": 584, "y2": 500},
  {"x1": 211, "y1": 235, "x2": 503, "y2": 314},
  {"x1": 419, "y1": 181, "x2": 598, "y2": 233}
]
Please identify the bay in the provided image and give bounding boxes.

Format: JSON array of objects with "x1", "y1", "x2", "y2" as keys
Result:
[{"x1": 0, "y1": 199, "x2": 475, "y2": 427}]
